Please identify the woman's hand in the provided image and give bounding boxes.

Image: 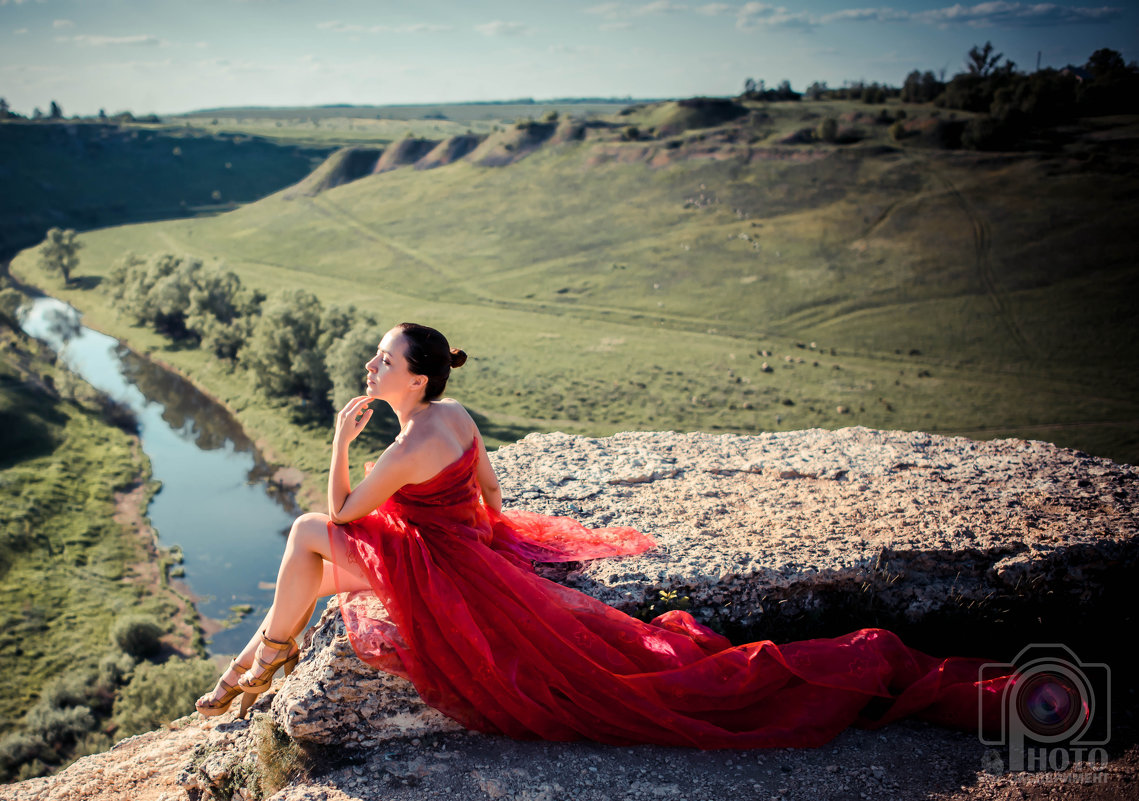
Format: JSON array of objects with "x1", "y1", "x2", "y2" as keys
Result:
[{"x1": 334, "y1": 395, "x2": 373, "y2": 450}]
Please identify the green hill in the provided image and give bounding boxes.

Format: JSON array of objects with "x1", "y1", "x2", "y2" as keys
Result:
[
  {"x1": 11, "y1": 100, "x2": 1139, "y2": 480},
  {"x1": 0, "y1": 121, "x2": 332, "y2": 254}
]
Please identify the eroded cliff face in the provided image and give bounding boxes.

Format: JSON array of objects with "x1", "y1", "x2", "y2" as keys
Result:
[{"x1": 8, "y1": 428, "x2": 1137, "y2": 801}]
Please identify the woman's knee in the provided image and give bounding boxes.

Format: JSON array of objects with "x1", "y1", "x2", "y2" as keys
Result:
[{"x1": 288, "y1": 512, "x2": 332, "y2": 553}]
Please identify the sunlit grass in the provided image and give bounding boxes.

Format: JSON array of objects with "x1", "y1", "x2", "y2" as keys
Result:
[{"x1": 10, "y1": 102, "x2": 1139, "y2": 510}]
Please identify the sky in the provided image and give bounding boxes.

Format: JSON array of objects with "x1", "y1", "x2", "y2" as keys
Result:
[{"x1": 1, "y1": 1, "x2": 1137, "y2": 116}]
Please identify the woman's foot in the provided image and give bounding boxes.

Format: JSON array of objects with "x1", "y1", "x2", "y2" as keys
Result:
[
  {"x1": 195, "y1": 659, "x2": 253, "y2": 717},
  {"x1": 237, "y1": 631, "x2": 300, "y2": 695}
]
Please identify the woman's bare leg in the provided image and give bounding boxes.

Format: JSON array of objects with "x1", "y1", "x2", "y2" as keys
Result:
[
  {"x1": 238, "y1": 513, "x2": 370, "y2": 685},
  {"x1": 197, "y1": 514, "x2": 370, "y2": 709}
]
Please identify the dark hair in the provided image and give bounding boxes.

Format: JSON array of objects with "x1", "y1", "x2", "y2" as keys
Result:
[{"x1": 397, "y1": 322, "x2": 467, "y2": 401}]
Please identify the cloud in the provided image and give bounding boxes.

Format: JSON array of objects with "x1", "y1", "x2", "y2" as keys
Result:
[
  {"x1": 633, "y1": 1, "x2": 688, "y2": 13},
  {"x1": 60, "y1": 34, "x2": 163, "y2": 46},
  {"x1": 600, "y1": 20, "x2": 633, "y2": 30},
  {"x1": 317, "y1": 20, "x2": 451, "y2": 34},
  {"x1": 736, "y1": 3, "x2": 819, "y2": 29},
  {"x1": 474, "y1": 20, "x2": 531, "y2": 36},
  {"x1": 13, "y1": 27, "x2": 28, "y2": 34},
  {"x1": 696, "y1": 3, "x2": 733, "y2": 14},
  {"x1": 912, "y1": 2, "x2": 1123, "y2": 28},
  {"x1": 731, "y1": 2, "x2": 1123, "y2": 31},
  {"x1": 820, "y1": 7, "x2": 910, "y2": 24},
  {"x1": 53, "y1": 19, "x2": 75, "y2": 29},
  {"x1": 585, "y1": 3, "x2": 624, "y2": 18}
]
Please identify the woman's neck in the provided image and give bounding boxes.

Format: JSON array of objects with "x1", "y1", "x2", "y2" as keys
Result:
[{"x1": 392, "y1": 396, "x2": 431, "y2": 431}]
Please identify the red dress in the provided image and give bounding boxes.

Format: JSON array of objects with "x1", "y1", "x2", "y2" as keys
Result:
[{"x1": 331, "y1": 441, "x2": 1008, "y2": 748}]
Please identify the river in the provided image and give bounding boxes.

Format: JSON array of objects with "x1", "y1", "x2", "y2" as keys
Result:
[{"x1": 19, "y1": 296, "x2": 300, "y2": 655}]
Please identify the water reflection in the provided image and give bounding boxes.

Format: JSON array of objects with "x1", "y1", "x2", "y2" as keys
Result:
[{"x1": 19, "y1": 297, "x2": 299, "y2": 655}]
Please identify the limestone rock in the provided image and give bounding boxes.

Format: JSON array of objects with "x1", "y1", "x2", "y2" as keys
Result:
[
  {"x1": 263, "y1": 427, "x2": 1137, "y2": 751},
  {"x1": 492, "y1": 429, "x2": 1137, "y2": 637},
  {"x1": 269, "y1": 603, "x2": 462, "y2": 747}
]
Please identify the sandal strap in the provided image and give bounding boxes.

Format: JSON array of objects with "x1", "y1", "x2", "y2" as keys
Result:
[{"x1": 260, "y1": 631, "x2": 295, "y2": 650}]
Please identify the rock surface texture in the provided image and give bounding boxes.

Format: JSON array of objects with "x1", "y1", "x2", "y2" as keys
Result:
[
  {"x1": 5, "y1": 428, "x2": 1136, "y2": 801},
  {"x1": 499, "y1": 428, "x2": 1137, "y2": 637}
]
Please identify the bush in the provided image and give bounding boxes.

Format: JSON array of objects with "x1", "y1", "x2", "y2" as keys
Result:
[
  {"x1": 110, "y1": 614, "x2": 166, "y2": 660},
  {"x1": 0, "y1": 287, "x2": 23, "y2": 328},
  {"x1": 816, "y1": 117, "x2": 838, "y2": 143},
  {"x1": 97, "y1": 650, "x2": 137, "y2": 692},
  {"x1": 112, "y1": 658, "x2": 217, "y2": 739},
  {"x1": 25, "y1": 705, "x2": 96, "y2": 748}
]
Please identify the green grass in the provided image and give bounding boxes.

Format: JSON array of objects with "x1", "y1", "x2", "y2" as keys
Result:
[
  {"x1": 0, "y1": 120, "x2": 333, "y2": 253},
  {"x1": 9, "y1": 101, "x2": 1139, "y2": 514},
  {"x1": 0, "y1": 327, "x2": 189, "y2": 735}
]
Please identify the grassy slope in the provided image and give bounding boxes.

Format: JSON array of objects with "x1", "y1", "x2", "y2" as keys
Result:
[
  {"x1": 167, "y1": 101, "x2": 636, "y2": 148},
  {"x1": 10, "y1": 102, "x2": 1139, "y2": 499},
  {"x1": 0, "y1": 328, "x2": 188, "y2": 733},
  {"x1": 0, "y1": 121, "x2": 332, "y2": 253}
]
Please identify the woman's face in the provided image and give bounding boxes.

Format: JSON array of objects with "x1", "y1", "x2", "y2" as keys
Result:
[{"x1": 365, "y1": 328, "x2": 417, "y2": 399}]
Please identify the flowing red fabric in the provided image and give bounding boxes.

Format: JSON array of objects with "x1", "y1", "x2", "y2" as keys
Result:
[{"x1": 332, "y1": 442, "x2": 1010, "y2": 748}]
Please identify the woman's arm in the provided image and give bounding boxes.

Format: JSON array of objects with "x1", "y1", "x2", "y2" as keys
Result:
[
  {"x1": 327, "y1": 396, "x2": 409, "y2": 524},
  {"x1": 475, "y1": 433, "x2": 502, "y2": 512}
]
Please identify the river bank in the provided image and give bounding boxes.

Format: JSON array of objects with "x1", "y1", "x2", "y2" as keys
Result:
[{"x1": 0, "y1": 318, "x2": 203, "y2": 771}]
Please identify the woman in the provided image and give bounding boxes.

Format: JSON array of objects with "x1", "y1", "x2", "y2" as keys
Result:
[{"x1": 197, "y1": 322, "x2": 1007, "y2": 747}]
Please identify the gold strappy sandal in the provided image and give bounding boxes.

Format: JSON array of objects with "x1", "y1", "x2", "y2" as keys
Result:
[
  {"x1": 236, "y1": 631, "x2": 299, "y2": 696},
  {"x1": 195, "y1": 659, "x2": 254, "y2": 718}
]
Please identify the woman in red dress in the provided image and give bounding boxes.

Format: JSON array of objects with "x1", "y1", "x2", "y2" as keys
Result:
[{"x1": 196, "y1": 322, "x2": 1005, "y2": 746}]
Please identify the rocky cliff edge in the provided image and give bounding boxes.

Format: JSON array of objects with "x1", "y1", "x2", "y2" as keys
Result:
[{"x1": 8, "y1": 428, "x2": 1137, "y2": 801}]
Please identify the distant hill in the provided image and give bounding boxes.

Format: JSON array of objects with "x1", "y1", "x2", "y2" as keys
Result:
[
  {"x1": 11, "y1": 98, "x2": 1139, "y2": 468},
  {"x1": 0, "y1": 121, "x2": 331, "y2": 255}
]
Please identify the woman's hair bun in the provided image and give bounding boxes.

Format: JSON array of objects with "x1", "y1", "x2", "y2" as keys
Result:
[{"x1": 449, "y1": 348, "x2": 468, "y2": 368}]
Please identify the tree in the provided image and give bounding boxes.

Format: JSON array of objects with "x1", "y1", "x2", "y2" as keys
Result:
[
  {"x1": 805, "y1": 81, "x2": 828, "y2": 100},
  {"x1": 966, "y1": 42, "x2": 1004, "y2": 77},
  {"x1": 37, "y1": 228, "x2": 82, "y2": 285},
  {"x1": 49, "y1": 100, "x2": 63, "y2": 120},
  {"x1": 0, "y1": 288, "x2": 23, "y2": 329},
  {"x1": 744, "y1": 77, "x2": 758, "y2": 95},
  {"x1": 901, "y1": 70, "x2": 943, "y2": 103},
  {"x1": 185, "y1": 267, "x2": 264, "y2": 359},
  {"x1": 1086, "y1": 48, "x2": 1125, "y2": 79},
  {"x1": 243, "y1": 289, "x2": 332, "y2": 408},
  {"x1": 817, "y1": 117, "x2": 838, "y2": 142},
  {"x1": 326, "y1": 320, "x2": 385, "y2": 412},
  {"x1": 0, "y1": 98, "x2": 10, "y2": 119}
]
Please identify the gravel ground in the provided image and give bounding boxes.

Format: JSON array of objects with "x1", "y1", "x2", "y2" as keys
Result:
[{"x1": 269, "y1": 724, "x2": 1137, "y2": 801}]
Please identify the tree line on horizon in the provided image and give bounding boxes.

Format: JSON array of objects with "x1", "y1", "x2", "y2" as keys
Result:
[
  {"x1": 4, "y1": 42, "x2": 1136, "y2": 133},
  {"x1": 740, "y1": 44, "x2": 1138, "y2": 150}
]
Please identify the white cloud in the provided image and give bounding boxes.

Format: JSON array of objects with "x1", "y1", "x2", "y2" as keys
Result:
[
  {"x1": 729, "y1": 2, "x2": 1122, "y2": 31},
  {"x1": 600, "y1": 20, "x2": 633, "y2": 30},
  {"x1": 913, "y1": 2, "x2": 1122, "y2": 28},
  {"x1": 820, "y1": 7, "x2": 909, "y2": 24},
  {"x1": 696, "y1": 3, "x2": 732, "y2": 14},
  {"x1": 53, "y1": 19, "x2": 75, "y2": 29},
  {"x1": 13, "y1": 27, "x2": 29, "y2": 35},
  {"x1": 586, "y1": 3, "x2": 624, "y2": 19},
  {"x1": 736, "y1": 3, "x2": 818, "y2": 29},
  {"x1": 634, "y1": 0, "x2": 687, "y2": 13},
  {"x1": 587, "y1": 1, "x2": 689, "y2": 19},
  {"x1": 61, "y1": 34, "x2": 163, "y2": 46},
  {"x1": 474, "y1": 20, "x2": 531, "y2": 36},
  {"x1": 0, "y1": 0, "x2": 30, "y2": 5},
  {"x1": 317, "y1": 20, "x2": 451, "y2": 34}
]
